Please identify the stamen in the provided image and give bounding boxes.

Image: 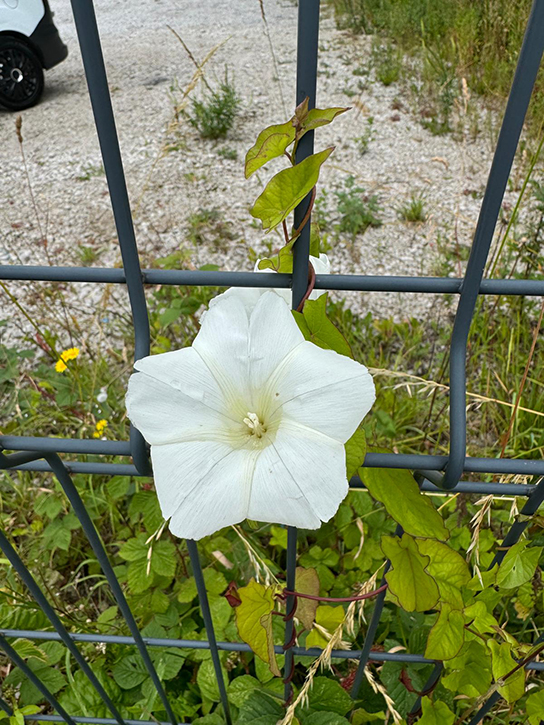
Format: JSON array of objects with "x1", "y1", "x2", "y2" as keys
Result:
[{"x1": 243, "y1": 411, "x2": 266, "y2": 438}]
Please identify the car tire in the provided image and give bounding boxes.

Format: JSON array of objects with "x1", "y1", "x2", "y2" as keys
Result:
[{"x1": 0, "y1": 37, "x2": 44, "y2": 111}]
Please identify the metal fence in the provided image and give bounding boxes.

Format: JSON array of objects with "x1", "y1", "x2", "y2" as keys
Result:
[{"x1": 1, "y1": 0, "x2": 544, "y2": 723}]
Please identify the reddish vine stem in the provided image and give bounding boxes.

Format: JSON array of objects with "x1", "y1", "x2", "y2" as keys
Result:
[
  {"x1": 288, "y1": 185, "x2": 317, "y2": 245},
  {"x1": 282, "y1": 583, "x2": 388, "y2": 603},
  {"x1": 295, "y1": 262, "x2": 316, "y2": 313}
]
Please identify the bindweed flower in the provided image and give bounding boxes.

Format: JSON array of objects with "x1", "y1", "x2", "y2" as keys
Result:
[
  {"x1": 126, "y1": 290, "x2": 375, "y2": 540},
  {"x1": 55, "y1": 347, "x2": 80, "y2": 373}
]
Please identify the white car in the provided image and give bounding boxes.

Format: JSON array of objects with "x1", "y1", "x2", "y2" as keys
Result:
[{"x1": 0, "y1": 0, "x2": 67, "y2": 110}]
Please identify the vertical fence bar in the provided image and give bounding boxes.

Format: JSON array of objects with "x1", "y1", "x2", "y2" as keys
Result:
[
  {"x1": 44, "y1": 454, "x2": 177, "y2": 725},
  {"x1": 350, "y1": 524, "x2": 403, "y2": 699},
  {"x1": 283, "y1": 0, "x2": 321, "y2": 702},
  {"x1": 186, "y1": 540, "x2": 232, "y2": 725},
  {"x1": 0, "y1": 635, "x2": 76, "y2": 725},
  {"x1": 0, "y1": 531, "x2": 127, "y2": 725},
  {"x1": 440, "y1": 0, "x2": 544, "y2": 490},
  {"x1": 69, "y1": 0, "x2": 151, "y2": 476}
]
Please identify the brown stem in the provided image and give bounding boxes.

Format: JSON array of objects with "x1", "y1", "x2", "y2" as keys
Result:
[{"x1": 282, "y1": 583, "x2": 388, "y2": 603}]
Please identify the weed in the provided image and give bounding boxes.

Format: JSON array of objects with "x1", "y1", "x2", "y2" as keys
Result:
[
  {"x1": 355, "y1": 117, "x2": 374, "y2": 155},
  {"x1": 76, "y1": 244, "x2": 100, "y2": 266},
  {"x1": 398, "y1": 193, "x2": 427, "y2": 223},
  {"x1": 76, "y1": 163, "x2": 105, "y2": 182},
  {"x1": 335, "y1": 176, "x2": 382, "y2": 236},
  {"x1": 186, "y1": 71, "x2": 240, "y2": 139},
  {"x1": 372, "y1": 42, "x2": 402, "y2": 86},
  {"x1": 186, "y1": 207, "x2": 234, "y2": 252},
  {"x1": 217, "y1": 146, "x2": 238, "y2": 160}
]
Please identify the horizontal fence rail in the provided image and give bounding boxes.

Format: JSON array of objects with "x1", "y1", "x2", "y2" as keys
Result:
[{"x1": 1, "y1": 0, "x2": 544, "y2": 721}]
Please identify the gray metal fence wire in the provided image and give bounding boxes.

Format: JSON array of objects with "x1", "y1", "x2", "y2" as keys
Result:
[{"x1": 1, "y1": 0, "x2": 544, "y2": 722}]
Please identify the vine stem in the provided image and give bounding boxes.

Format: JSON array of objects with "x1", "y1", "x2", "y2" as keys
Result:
[{"x1": 280, "y1": 583, "x2": 388, "y2": 603}]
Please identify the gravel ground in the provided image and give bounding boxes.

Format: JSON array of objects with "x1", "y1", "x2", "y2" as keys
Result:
[{"x1": 0, "y1": 0, "x2": 515, "y2": 333}]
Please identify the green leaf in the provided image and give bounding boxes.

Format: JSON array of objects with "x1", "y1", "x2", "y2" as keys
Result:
[
  {"x1": 298, "y1": 106, "x2": 349, "y2": 135},
  {"x1": 257, "y1": 238, "x2": 296, "y2": 273},
  {"x1": 381, "y1": 534, "x2": 440, "y2": 612},
  {"x1": 442, "y1": 639, "x2": 492, "y2": 697},
  {"x1": 269, "y1": 525, "x2": 288, "y2": 549},
  {"x1": 235, "y1": 579, "x2": 281, "y2": 677},
  {"x1": 298, "y1": 711, "x2": 350, "y2": 725},
  {"x1": 204, "y1": 569, "x2": 228, "y2": 595},
  {"x1": 425, "y1": 604, "x2": 465, "y2": 660},
  {"x1": 251, "y1": 147, "x2": 334, "y2": 231},
  {"x1": 236, "y1": 690, "x2": 283, "y2": 724},
  {"x1": 177, "y1": 576, "x2": 198, "y2": 602},
  {"x1": 306, "y1": 605, "x2": 344, "y2": 648},
  {"x1": 496, "y1": 540, "x2": 542, "y2": 589},
  {"x1": 418, "y1": 696, "x2": 455, "y2": 725},
  {"x1": 362, "y1": 467, "x2": 449, "y2": 541},
  {"x1": 227, "y1": 675, "x2": 260, "y2": 707},
  {"x1": 305, "y1": 677, "x2": 353, "y2": 715},
  {"x1": 488, "y1": 639, "x2": 525, "y2": 703},
  {"x1": 150, "y1": 540, "x2": 177, "y2": 579},
  {"x1": 416, "y1": 539, "x2": 470, "y2": 610},
  {"x1": 351, "y1": 709, "x2": 386, "y2": 724},
  {"x1": 293, "y1": 294, "x2": 353, "y2": 357},
  {"x1": 527, "y1": 688, "x2": 544, "y2": 724},
  {"x1": 245, "y1": 121, "x2": 296, "y2": 178},
  {"x1": 295, "y1": 566, "x2": 320, "y2": 630},
  {"x1": 107, "y1": 476, "x2": 130, "y2": 499},
  {"x1": 463, "y1": 601, "x2": 498, "y2": 634},
  {"x1": 118, "y1": 536, "x2": 146, "y2": 562},
  {"x1": 112, "y1": 653, "x2": 148, "y2": 689},
  {"x1": 345, "y1": 426, "x2": 367, "y2": 479},
  {"x1": 127, "y1": 559, "x2": 153, "y2": 594},
  {"x1": 197, "y1": 659, "x2": 228, "y2": 703}
]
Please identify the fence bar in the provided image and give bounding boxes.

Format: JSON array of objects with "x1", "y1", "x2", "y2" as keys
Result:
[
  {"x1": 0, "y1": 635, "x2": 76, "y2": 725},
  {"x1": 44, "y1": 453, "x2": 177, "y2": 725},
  {"x1": 6, "y1": 442, "x2": 544, "y2": 478},
  {"x1": 4, "y1": 265, "x2": 544, "y2": 297},
  {"x1": 3, "y1": 457, "x2": 539, "y2": 496},
  {"x1": 186, "y1": 540, "x2": 232, "y2": 725},
  {"x1": 69, "y1": 0, "x2": 150, "y2": 476},
  {"x1": 2, "y1": 628, "x2": 544, "y2": 669},
  {"x1": 25, "y1": 718, "x2": 186, "y2": 725},
  {"x1": 0, "y1": 531, "x2": 127, "y2": 725},
  {"x1": 281, "y1": 0, "x2": 321, "y2": 700},
  {"x1": 350, "y1": 524, "x2": 403, "y2": 699},
  {"x1": 439, "y1": 0, "x2": 544, "y2": 491}
]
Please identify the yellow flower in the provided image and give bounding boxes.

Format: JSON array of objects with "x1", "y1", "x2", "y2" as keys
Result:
[
  {"x1": 54, "y1": 347, "x2": 80, "y2": 373},
  {"x1": 93, "y1": 419, "x2": 108, "y2": 438}
]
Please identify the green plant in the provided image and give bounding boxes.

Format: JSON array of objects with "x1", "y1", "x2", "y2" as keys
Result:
[
  {"x1": 217, "y1": 146, "x2": 238, "y2": 160},
  {"x1": 398, "y1": 192, "x2": 427, "y2": 222},
  {"x1": 372, "y1": 42, "x2": 402, "y2": 86},
  {"x1": 76, "y1": 163, "x2": 105, "y2": 182},
  {"x1": 186, "y1": 208, "x2": 235, "y2": 252},
  {"x1": 334, "y1": 176, "x2": 382, "y2": 236},
  {"x1": 186, "y1": 71, "x2": 240, "y2": 139},
  {"x1": 354, "y1": 117, "x2": 374, "y2": 155}
]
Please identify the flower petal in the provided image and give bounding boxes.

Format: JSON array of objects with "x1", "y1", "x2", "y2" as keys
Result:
[
  {"x1": 194, "y1": 290, "x2": 304, "y2": 410},
  {"x1": 133, "y1": 347, "x2": 232, "y2": 418},
  {"x1": 126, "y1": 362, "x2": 239, "y2": 447},
  {"x1": 266, "y1": 342, "x2": 375, "y2": 442},
  {"x1": 248, "y1": 422, "x2": 347, "y2": 527},
  {"x1": 151, "y1": 440, "x2": 257, "y2": 540},
  {"x1": 248, "y1": 291, "x2": 304, "y2": 392}
]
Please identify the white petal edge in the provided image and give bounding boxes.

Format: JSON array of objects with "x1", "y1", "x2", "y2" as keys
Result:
[
  {"x1": 151, "y1": 440, "x2": 258, "y2": 540},
  {"x1": 248, "y1": 421, "x2": 348, "y2": 526},
  {"x1": 264, "y1": 341, "x2": 376, "y2": 442}
]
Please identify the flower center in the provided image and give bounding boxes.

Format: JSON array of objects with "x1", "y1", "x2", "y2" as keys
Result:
[{"x1": 243, "y1": 411, "x2": 267, "y2": 438}]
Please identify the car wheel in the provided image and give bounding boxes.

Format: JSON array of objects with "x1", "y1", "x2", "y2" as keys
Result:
[{"x1": 0, "y1": 37, "x2": 44, "y2": 111}]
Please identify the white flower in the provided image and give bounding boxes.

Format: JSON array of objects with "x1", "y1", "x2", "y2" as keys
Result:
[
  {"x1": 126, "y1": 290, "x2": 375, "y2": 540},
  {"x1": 97, "y1": 387, "x2": 108, "y2": 403}
]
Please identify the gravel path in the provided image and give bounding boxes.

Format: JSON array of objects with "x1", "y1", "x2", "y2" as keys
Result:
[{"x1": 0, "y1": 0, "x2": 513, "y2": 330}]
